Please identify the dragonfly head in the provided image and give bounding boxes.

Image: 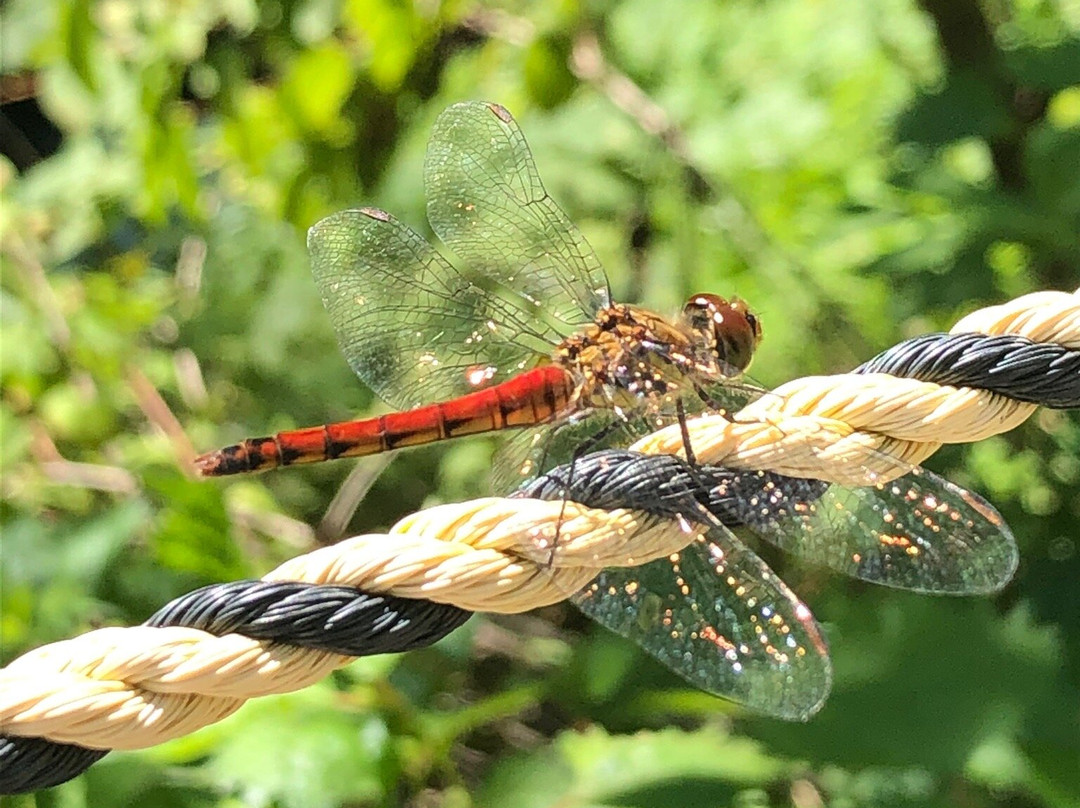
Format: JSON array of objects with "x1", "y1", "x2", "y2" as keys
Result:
[{"x1": 681, "y1": 293, "x2": 763, "y2": 373}]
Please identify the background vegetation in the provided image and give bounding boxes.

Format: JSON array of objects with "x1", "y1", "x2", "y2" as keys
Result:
[{"x1": 2, "y1": 0, "x2": 1079, "y2": 805}]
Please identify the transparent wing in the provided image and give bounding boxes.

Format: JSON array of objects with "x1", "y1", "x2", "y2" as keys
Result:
[
  {"x1": 575, "y1": 369, "x2": 1019, "y2": 595},
  {"x1": 491, "y1": 424, "x2": 554, "y2": 496},
  {"x1": 491, "y1": 404, "x2": 701, "y2": 496},
  {"x1": 515, "y1": 408, "x2": 1017, "y2": 595},
  {"x1": 573, "y1": 526, "x2": 831, "y2": 721},
  {"x1": 715, "y1": 464, "x2": 1018, "y2": 595},
  {"x1": 307, "y1": 207, "x2": 557, "y2": 410},
  {"x1": 490, "y1": 411, "x2": 634, "y2": 495},
  {"x1": 425, "y1": 101, "x2": 611, "y2": 332}
]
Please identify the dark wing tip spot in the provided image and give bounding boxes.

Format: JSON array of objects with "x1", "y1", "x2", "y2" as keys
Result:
[
  {"x1": 359, "y1": 207, "x2": 392, "y2": 222},
  {"x1": 486, "y1": 102, "x2": 513, "y2": 123}
]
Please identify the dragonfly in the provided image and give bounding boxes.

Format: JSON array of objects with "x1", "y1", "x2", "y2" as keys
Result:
[
  {"x1": 195, "y1": 102, "x2": 761, "y2": 480},
  {"x1": 196, "y1": 202, "x2": 759, "y2": 479},
  {"x1": 196, "y1": 101, "x2": 1017, "y2": 719}
]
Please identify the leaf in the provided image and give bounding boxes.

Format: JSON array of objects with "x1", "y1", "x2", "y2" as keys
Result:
[
  {"x1": 897, "y1": 69, "x2": 1015, "y2": 147},
  {"x1": 202, "y1": 686, "x2": 389, "y2": 808},
  {"x1": 524, "y1": 36, "x2": 575, "y2": 110},
  {"x1": 143, "y1": 468, "x2": 246, "y2": 581},
  {"x1": 282, "y1": 44, "x2": 357, "y2": 140},
  {"x1": 477, "y1": 726, "x2": 793, "y2": 808},
  {"x1": 61, "y1": 0, "x2": 98, "y2": 91}
]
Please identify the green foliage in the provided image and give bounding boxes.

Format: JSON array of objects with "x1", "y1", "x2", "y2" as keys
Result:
[
  {"x1": 2, "y1": 0, "x2": 1079, "y2": 806},
  {"x1": 476, "y1": 726, "x2": 795, "y2": 808}
]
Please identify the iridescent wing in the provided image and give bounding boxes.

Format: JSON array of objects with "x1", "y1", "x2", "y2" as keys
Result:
[
  {"x1": 711, "y1": 463, "x2": 1018, "y2": 595},
  {"x1": 518, "y1": 413, "x2": 1017, "y2": 595},
  {"x1": 574, "y1": 524, "x2": 831, "y2": 720},
  {"x1": 308, "y1": 208, "x2": 564, "y2": 410},
  {"x1": 584, "y1": 373, "x2": 1019, "y2": 595},
  {"x1": 425, "y1": 101, "x2": 612, "y2": 333},
  {"x1": 517, "y1": 452, "x2": 831, "y2": 717}
]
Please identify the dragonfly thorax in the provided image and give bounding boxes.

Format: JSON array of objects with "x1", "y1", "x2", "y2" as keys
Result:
[{"x1": 553, "y1": 302, "x2": 742, "y2": 409}]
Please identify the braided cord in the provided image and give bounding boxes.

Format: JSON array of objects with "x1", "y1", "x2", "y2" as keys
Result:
[{"x1": 2, "y1": 288, "x2": 1076, "y2": 792}]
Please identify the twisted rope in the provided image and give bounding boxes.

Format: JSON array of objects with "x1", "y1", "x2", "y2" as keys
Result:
[
  {"x1": 2, "y1": 288, "x2": 1077, "y2": 792},
  {"x1": 632, "y1": 289, "x2": 1079, "y2": 483}
]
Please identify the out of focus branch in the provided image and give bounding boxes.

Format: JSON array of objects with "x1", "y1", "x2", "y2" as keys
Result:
[
  {"x1": 228, "y1": 503, "x2": 316, "y2": 551},
  {"x1": 2, "y1": 233, "x2": 71, "y2": 350},
  {"x1": 127, "y1": 366, "x2": 197, "y2": 474},
  {"x1": 27, "y1": 419, "x2": 138, "y2": 494},
  {"x1": 316, "y1": 454, "x2": 394, "y2": 545},
  {"x1": 569, "y1": 33, "x2": 693, "y2": 165},
  {"x1": 917, "y1": 0, "x2": 1050, "y2": 192}
]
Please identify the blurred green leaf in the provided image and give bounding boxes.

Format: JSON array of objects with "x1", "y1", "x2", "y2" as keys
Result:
[
  {"x1": 203, "y1": 687, "x2": 389, "y2": 808},
  {"x1": 897, "y1": 69, "x2": 1016, "y2": 147},
  {"x1": 143, "y1": 469, "x2": 246, "y2": 581},
  {"x1": 60, "y1": 0, "x2": 97, "y2": 92},
  {"x1": 283, "y1": 44, "x2": 357, "y2": 140},
  {"x1": 477, "y1": 725, "x2": 793, "y2": 808},
  {"x1": 524, "y1": 36, "x2": 575, "y2": 110}
]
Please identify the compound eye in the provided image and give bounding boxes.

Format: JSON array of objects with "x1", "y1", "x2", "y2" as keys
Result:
[
  {"x1": 682, "y1": 293, "x2": 762, "y2": 372},
  {"x1": 743, "y1": 311, "x2": 761, "y2": 340},
  {"x1": 682, "y1": 294, "x2": 718, "y2": 330}
]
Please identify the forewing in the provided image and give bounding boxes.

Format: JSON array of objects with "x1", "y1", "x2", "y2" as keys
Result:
[
  {"x1": 307, "y1": 208, "x2": 555, "y2": 410},
  {"x1": 574, "y1": 527, "x2": 831, "y2": 720},
  {"x1": 425, "y1": 101, "x2": 610, "y2": 333}
]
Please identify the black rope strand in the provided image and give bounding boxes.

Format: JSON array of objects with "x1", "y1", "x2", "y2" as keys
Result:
[
  {"x1": 517, "y1": 451, "x2": 828, "y2": 527},
  {"x1": 0, "y1": 740, "x2": 109, "y2": 796},
  {"x1": 856, "y1": 333, "x2": 1080, "y2": 409},
  {"x1": 0, "y1": 587, "x2": 471, "y2": 793},
  {"x1": 147, "y1": 582, "x2": 471, "y2": 656}
]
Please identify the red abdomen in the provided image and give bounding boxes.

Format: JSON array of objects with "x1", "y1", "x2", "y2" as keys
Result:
[{"x1": 195, "y1": 365, "x2": 574, "y2": 476}]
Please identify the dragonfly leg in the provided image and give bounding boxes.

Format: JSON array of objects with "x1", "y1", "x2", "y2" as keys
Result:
[
  {"x1": 546, "y1": 405, "x2": 625, "y2": 569},
  {"x1": 671, "y1": 397, "x2": 731, "y2": 536},
  {"x1": 675, "y1": 398, "x2": 698, "y2": 468}
]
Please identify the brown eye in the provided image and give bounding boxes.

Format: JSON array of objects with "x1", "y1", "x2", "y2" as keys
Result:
[
  {"x1": 681, "y1": 292, "x2": 762, "y2": 372},
  {"x1": 682, "y1": 295, "x2": 718, "y2": 331},
  {"x1": 743, "y1": 311, "x2": 761, "y2": 339}
]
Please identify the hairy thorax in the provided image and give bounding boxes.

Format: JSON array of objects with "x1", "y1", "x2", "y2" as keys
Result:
[{"x1": 552, "y1": 303, "x2": 705, "y2": 410}]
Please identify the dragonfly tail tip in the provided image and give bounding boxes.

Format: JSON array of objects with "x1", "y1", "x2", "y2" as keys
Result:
[{"x1": 193, "y1": 446, "x2": 250, "y2": 477}]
